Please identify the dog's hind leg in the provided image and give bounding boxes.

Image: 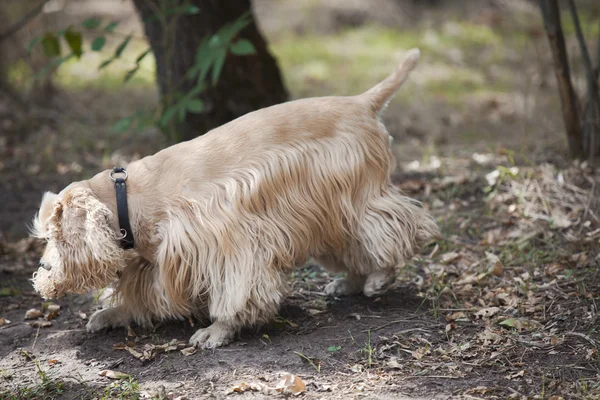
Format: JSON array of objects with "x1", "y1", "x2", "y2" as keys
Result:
[
  {"x1": 353, "y1": 186, "x2": 438, "y2": 297},
  {"x1": 318, "y1": 254, "x2": 366, "y2": 296}
]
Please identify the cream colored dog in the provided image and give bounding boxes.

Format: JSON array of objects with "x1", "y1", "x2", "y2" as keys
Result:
[{"x1": 31, "y1": 48, "x2": 437, "y2": 348}]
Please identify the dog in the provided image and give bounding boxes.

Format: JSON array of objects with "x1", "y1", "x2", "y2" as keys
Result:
[{"x1": 30, "y1": 48, "x2": 438, "y2": 349}]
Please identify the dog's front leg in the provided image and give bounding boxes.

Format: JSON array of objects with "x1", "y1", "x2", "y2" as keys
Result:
[
  {"x1": 87, "y1": 305, "x2": 132, "y2": 332},
  {"x1": 189, "y1": 321, "x2": 236, "y2": 349}
]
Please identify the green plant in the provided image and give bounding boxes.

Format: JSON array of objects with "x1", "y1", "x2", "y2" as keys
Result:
[
  {"x1": 27, "y1": 2, "x2": 255, "y2": 143},
  {"x1": 102, "y1": 377, "x2": 140, "y2": 400}
]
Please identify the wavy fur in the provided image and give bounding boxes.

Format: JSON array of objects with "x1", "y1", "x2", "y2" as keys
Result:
[{"x1": 31, "y1": 49, "x2": 438, "y2": 348}]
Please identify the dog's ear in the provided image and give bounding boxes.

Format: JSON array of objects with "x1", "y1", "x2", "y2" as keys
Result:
[
  {"x1": 31, "y1": 191, "x2": 59, "y2": 239},
  {"x1": 50, "y1": 187, "x2": 124, "y2": 293}
]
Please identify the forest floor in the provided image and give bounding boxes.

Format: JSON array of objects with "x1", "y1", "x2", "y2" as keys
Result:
[{"x1": 1, "y1": 1, "x2": 600, "y2": 399}]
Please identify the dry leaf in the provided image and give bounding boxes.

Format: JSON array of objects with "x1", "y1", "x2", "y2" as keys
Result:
[
  {"x1": 229, "y1": 382, "x2": 266, "y2": 394},
  {"x1": 411, "y1": 346, "x2": 430, "y2": 360},
  {"x1": 47, "y1": 359, "x2": 58, "y2": 365},
  {"x1": 0, "y1": 317, "x2": 10, "y2": 326},
  {"x1": 498, "y1": 317, "x2": 543, "y2": 332},
  {"x1": 180, "y1": 346, "x2": 197, "y2": 356},
  {"x1": 78, "y1": 312, "x2": 87, "y2": 320},
  {"x1": 505, "y1": 370, "x2": 525, "y2": 380},
  {"x1": 445, "y1": 311, "x2": 467, "y2": 322},
  {"x1": 386, "y1": 357, "x2": 402, "y2": 369},
  {"x1": 25, "y1": 309, "x2": 43, "y2": 320},
  {"x1": 29, "y1": 320, "x2": 52, "y2": 328},
  {"x1": 99, "y1": 370, "x2": 130, "y2": 379},
  {"x1": 474, "y1": 307, "x2": 500, "y2": 319},
  {"x1": 445, "y1": 323, "x2": 456, "y2": 333},
  {"x1": 47, "y1": 304, "x2": 60, "y2": 313},
  {"x1": 441, "y1": 252, "x2": 460, "y2": 263},
  {"x1": 275, "y1": 374, "x2": 305, "y2": 395},
  {"x1": 307, "y1": 309, "x2": 323, "y2": 315},
  {"x1": 486, "y1": 252, "x2": 504, "y2": 277},
  {"x1": 127, "y1": 326, "x2": 137, "y2": 337}
]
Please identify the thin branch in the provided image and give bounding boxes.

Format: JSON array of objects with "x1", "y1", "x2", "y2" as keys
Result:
[
  {"x1": 539, "y1": 0, "x2": 583, "y2": 158},
  {"x1": 0, "y1": 0, "x2": 51, "y2": 43},
  {"x1": 567, "y1": 0, "x2": 596, "y2": 80}
]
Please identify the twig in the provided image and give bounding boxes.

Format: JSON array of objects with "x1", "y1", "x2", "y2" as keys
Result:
[
  {"x1": 363, "y1": 325, "x2": 434, "y2": 334},
  {"x1": 406, "y1": 375, "x2": 459, "y2": 379},
  {"x1": 0, "y1": 0, "x2": 51, "y2": 42},
  {"x1": 565, "y1": 331, "x2": 599, "y2": 347},
  {"x1": 31, "y1": 324, "x2": 42, "y2": 351}
]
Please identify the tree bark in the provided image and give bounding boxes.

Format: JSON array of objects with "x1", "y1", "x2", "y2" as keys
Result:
[
  {"x1": 539, "y1": 0, "x2": 583, "y2": 159},
  {"x1": 132, "y1": 0, "x2": 288, "y2": 142}
]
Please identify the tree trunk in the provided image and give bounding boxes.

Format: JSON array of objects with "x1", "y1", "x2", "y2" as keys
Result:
[
  {"x1": 132, "y1": 0, "x2": 288, "y2": 143},
  {"x1": 539, "y1": 0, "x2": 583, "y2": 159}
]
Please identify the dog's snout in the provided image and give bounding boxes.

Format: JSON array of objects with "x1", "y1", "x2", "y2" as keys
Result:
[{"x1": 40, "y1": 261, "x2": 51, "y2": 271}]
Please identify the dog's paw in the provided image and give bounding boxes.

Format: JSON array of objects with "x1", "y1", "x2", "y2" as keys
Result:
[
  {"x1": 363, "y1": 270, "x2": 395, "y2": 297},
  {"x1": 86, "y1": 307, "x2": 130, "y2": 332},
  {"x1": 325, "y1": 278, "x2": 363, "y2": 297},
  {"x1": 189, "y1": 321, "x2": 235, "y2": 349}
]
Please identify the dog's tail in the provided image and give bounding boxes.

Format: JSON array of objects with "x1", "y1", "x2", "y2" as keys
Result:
[{"x1": 360, "y1": 48, "x2": 420, "y2": 115}]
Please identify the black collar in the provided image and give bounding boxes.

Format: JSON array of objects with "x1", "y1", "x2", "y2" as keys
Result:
[{"x1": 110, "y1": 167, "x2": 135, "y2": 249}]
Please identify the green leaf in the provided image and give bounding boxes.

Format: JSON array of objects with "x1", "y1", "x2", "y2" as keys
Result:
[
  {"x1": 499, "y1": 318, "x2": 517, "y2": 328},
  {"x1": 41, "y1": 33, "x2": 60, "y2": 57},
  {"x1": 82, "y1": 17, "x2": 102, "y2": 30},
  {"x1": 185, "y1": 99, "x2": 204, "y2": 113},
  {"x1": 114, "y1": 35, "x2": 132, "y2": 58},
  {"x1": 178, "y1": 4, "x2": 201, "y2": 15},
  {"x1": 211, "y1": 48, "x2": 227, "y2": 85},
  {"x1": 27, "y1": 37, "x2": 41, "y2": 55},
  {"x1": 91, "y1": 36, "x2": 106, "y2": 51},
  {"x1": 35, "y1": 54, "x2": 74, "y2": 80},
  {"x1": 124, "y1": 66, "x2": 139, "y2": 83},
  {"x1": 327, "y1": 346, "x2": 341, "y2": 352},
  {"x1": 177, "y1": 105, "x2": 187, "y2": 122},
  {"x1": 158, "y1": 106, "x2": 178, "y2": 128},
  {"x1": 98, "y1": 57, "x2": 114, "y2": 70},
  {"x1": 229, "y1": 39, "x2": 255, "y2": 56},
  {"x1": 111, "y1": 116, "x2": 133, "y2": 133},
  {"x1": 103, "y1": 21, "x2": 119, "y2": 33},
  {"x1": 64, "y1": 29, "x2": 83, "y2": 58},
  {"x1": 135, "y1": 48, "x2": 152, "y2": 63}
]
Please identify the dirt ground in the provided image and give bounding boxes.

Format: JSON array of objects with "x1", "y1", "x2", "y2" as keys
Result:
[{"x1": 1, "y1": 1, "x2": 600, "y2": 399}]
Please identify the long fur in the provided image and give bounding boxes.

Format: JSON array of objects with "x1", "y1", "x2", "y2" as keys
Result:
[{"x1": 31, "y1": 48, "x2": 438, "y2": 347}]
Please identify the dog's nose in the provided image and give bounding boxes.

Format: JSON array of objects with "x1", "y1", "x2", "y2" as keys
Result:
[{"x1": 40, "y1": 261, "x2": 51, "y2": 271}]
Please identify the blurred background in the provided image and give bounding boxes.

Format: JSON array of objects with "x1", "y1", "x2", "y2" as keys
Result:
[{"x1": 0, "y1": 0, "x2": 599, "y2": 237}]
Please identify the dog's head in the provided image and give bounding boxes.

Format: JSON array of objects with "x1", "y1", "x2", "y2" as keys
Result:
[{"x1": 30, "y1": 185, "x2": 125, "y2": 299}]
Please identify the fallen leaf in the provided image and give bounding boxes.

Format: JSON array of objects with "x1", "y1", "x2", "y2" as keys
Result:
[
  {"x1": 307, "y1": 309, "x2": 323, "y2": 316},
  {"x1": 411, "y1": 346, "x2": 430, "y2": 360},
  {"x1": 445, "y1": 312, "x2": 467, "y2": 322},
  {"x1": 47, "y1": 304, "x2": 60, "y2": 313},
  {"x1": 505, "y1": 370, "x2": 525, "y2": 380},
  {"x1": 29, "y1": 320, "x2": 52, "y2": 328},
  {"x1": 474, "y1": 307, "x2": 500, "y2": 319},
  {"x1": 78, "y1": 312, "x2": 87, "y2": 320},
  {"x1": 441, "y1": 252, "x2": 460, "y2": 263},
  {"x1": 275, "y1": 374, "x2": 305, "y2": 395},
  {"x1": 0, "y1": 317, "x2": 10, "y2": 326},
  {"x1": 386, "y1": 357, "x2": 402, "y2": 369},
  {"x1": 127, "y1": 326, "x2": 136, "y2": 337},
  {"x1": 180, "y1": 346, "x2": 197, "y2": 356},
  {"x1": 25, "y1": 309, "x2": 43, "y2": 320},
  {"x1": 499, "y1": 318, "x2": 543, "y2": 332},
  {"x1": 99, "y1": 370, "x2": 130, "y2": 379},
  {"x1": 228, "y1": 382, "x2": 266, "y2": 394},
  {"x1": 47, "y1": 359, "x2": 58, "y2": 365},
  {"x1": 445, "y1": 323, "x2": 456, "y2": 333},
  {"x1": 486, "y1": 252, "x2": 504, "y2": 277}
]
